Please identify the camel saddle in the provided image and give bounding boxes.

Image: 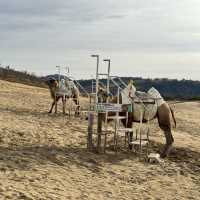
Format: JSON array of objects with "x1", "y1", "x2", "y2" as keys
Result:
[
  {"x1": 121, "y1": 87, "x2": 165, "y2": 121},
  {"x1": 55, "y1": 79, "x2": 72, "y2": 97}
]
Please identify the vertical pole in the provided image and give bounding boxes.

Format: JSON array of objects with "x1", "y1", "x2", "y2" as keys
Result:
[
  {"x1": 65, "y1": 66, "x2": 70, "y2": 84},
  {"x1": 92, "y1": 79, "x2": 94, "y2": 94},
  {"x1": 95, "y1": 56, "x2": 102, "y2": 152},
  {"x1": 56, "y1": 66, "x2": 61, "y2": 83},
  {"x1": 66, "y1": 67, "x2": 70, "y2": 78},
  {"x1": 104, "y1": 111, "x2": 108, "y2": 153},
  {"x1": 55, "y1": 65, "x2": 60, "y2": 114},
  {"x1": 107, "y1": 60, "x2": 110, "y2": 95},
  {"x1": 91, "y1": 55, "x2": 102, "y2": 153},
  {"x1": 103, "y1": 59, "x2": 110, "y2": 153},
  {"x1": 139, "y1": 103, "x2": 143, "y2": 158},
  {"x1": 115, "y1": 87, "x2": 120, "y2": 152},
  {"x1": 87, "y1": 112, "x2": 94, "y2": 151},
  {"x1": 103, "y1": 59, "x2": 110, "y2": 96},
  {"x1": 95, "y1": 55, "x2": 99, "y2": 105}
]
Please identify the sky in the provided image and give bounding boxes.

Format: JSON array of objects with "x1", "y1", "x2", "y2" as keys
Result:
[{"x1": 1, "y1": 0, "x2": 200, "y2": 80}]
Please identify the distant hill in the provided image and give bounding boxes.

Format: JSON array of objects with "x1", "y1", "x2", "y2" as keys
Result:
[
  {"x1": 78, "y1": 77, "x2": 200, "y2": 100},
  {"x1": 0, "y1": 66, "x2": 47, "y2": 88},
  {"x1": 1, "y1": 67, "x2": 200, "y2": 100}
]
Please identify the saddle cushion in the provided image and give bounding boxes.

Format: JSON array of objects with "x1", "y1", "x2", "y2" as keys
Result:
[{"x1": 133, "y1": 102, "x2": 158, "y2": 121}]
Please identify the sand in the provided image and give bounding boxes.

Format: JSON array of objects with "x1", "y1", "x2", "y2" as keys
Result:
[{"x1": 0, "y1": 80, "x2": 199, "y2": 200}]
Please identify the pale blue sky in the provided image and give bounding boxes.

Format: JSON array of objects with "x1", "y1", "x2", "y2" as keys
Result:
[{"x1": 1, "y1": 0, "x2": 200, "y2": 80}]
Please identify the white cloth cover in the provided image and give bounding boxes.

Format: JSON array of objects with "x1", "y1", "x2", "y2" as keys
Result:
[
  {"x1": 56, "y1": 79, "x2": 73, "y2": 96},
  {"x1": 121, "y1": 86, "x2": 165, "y2": 121}
]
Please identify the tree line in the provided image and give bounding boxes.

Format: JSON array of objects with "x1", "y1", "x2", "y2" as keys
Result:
[
  {"x1": 78, "y1": 77, "x2": 200, "y2": 100},
  {"x1": 0, "y1": 67, "x2": 200, "y2": 100}
]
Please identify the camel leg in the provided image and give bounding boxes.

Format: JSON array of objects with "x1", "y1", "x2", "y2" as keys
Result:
[
  {"x1": 49, "y1": 100, "x2": 55, "y2": 113},
  {"x1": 49, "y1": 96, "x2": 59, "y2": 113},
  {"x1": 161, "y1": 129, "x2": 174, "y2": 158},
  {"x1": 62, "y1": 96, "x2": 66, "y2": 114},
  {"x1": 55, "y1": 96, "x2": 60, "y2": 114},
  {"x1": 73, "y1": 97, "x2": 80, "y2": 116},
  {"x1": 157, "y1": 103, "x2": 174, "y2": 158}
]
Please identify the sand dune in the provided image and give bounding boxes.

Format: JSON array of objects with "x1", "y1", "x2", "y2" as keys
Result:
[{"x1": 0, "y1": 80, "x2": 199, "y2": 200}]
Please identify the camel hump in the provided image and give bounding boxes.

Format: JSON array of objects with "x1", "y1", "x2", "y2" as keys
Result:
[{"x1": 147, "y1": 87, "x2": 165, "y2": 107}]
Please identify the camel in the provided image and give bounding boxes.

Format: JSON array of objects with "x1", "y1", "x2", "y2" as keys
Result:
[
  {"x1": 46, "y1": 78, "x2": 80, "y2": 115},
  {"x1": 97, "y1": 82, "x2": 176, "y2": 158}
]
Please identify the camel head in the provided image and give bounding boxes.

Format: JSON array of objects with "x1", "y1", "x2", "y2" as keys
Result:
[
  {"x1": 127, "y1": 80, "x2": 136, "y2": 97},
  {"x1": 46, "y1": 79, "x2": 59, "y2": 89},
  {"x1": 45, "y1": 79, "x2": 59, "y2": 99},
  {"x1": 97, "y1": 85, "x2": 112, "y2": 103}
]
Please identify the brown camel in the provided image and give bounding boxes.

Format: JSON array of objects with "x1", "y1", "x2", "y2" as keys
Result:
[
  {"x1": 97, "y1": 86, "x2": 176, "y2": 158},
  {"x1": 46, "y1": 79, "x2": 80, "y2": 115}
]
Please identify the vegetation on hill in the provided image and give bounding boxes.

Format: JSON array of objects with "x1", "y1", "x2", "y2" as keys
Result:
[
  {"x1": 1, "y1": 66, "x2": 200, "y2": 100},
  {"x1": 0, "y1": 66, "x2": 46, "y2": 88},
  {"x1": 78, "y1": 77, "x2": 200, "y2": 100}
]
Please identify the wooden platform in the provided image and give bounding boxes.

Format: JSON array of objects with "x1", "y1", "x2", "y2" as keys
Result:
[
  {"x1": 130, "y1": 140, "x2": 148, "y2": 146},
  {"x1": 107, "y1": 116, "x2": 127, "y2": 120}
]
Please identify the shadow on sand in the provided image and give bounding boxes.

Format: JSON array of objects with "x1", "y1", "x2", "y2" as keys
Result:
[
  {"x1": 150, "y1": 140, "x2": 200, "y2": 174},
  {"x1": 0, "y1": 107, "x2": 75, "y2": 119},
  {"x1": 0, "y1": 144, "x2": 137, "y2": 173},
  {"x1": 0, "y1": 141, "x2": 199, "y2": 175}
]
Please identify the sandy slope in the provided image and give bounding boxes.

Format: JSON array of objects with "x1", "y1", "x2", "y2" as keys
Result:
[{"x1": 0, "y1": 80, "x2": 199, "y2": 200}]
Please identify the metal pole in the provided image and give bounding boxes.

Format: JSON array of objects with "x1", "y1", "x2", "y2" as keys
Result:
[
  {"x1": 91, "y1": 55, "x2": 99, "y2": 104},
  {"x1": 92, "y1": 79, "x2": 93, "y2": 94},
  {"x1": 55, "y1": 66, "x2": 61, "y2": 114},
  {"x1": 103, "y1": 59, "x2": 110, "y2": 153},
  {"x1": 66, "y1": 66, "x2": 70, "y2": 80},
  {"x1": 56, "y1": 66, "x2": 61, "y2": 83},
  {"x1": 103, "y1": 59, "x2": 110, "y2": 96},
  {"x1": 91, "y1": 75, "x2": 94, "y2": 94},
  {"x1": 91, "y1": 55, "x2": 101, "y2": 152}
]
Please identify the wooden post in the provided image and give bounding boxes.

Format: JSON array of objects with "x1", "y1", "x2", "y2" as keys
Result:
[
  {"x1": 115, "y1": 87, "x2": 120, "y2": 152},
  {"x1": 87, "y1": 112, "x2": 94, "y2": 151},
  {"x1": 104, "y1": 111, "x2": 108, "y2": 153},
  {"x1": 97, "y1": 112, "x2": 103, "y2": 153}
]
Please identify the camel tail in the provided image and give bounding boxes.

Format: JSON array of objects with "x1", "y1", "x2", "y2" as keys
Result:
[{"x1": 170, "y1": 106, "x2": 176, "y2": 128}]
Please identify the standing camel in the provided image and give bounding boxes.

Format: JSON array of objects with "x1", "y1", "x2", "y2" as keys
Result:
[
  {"x1": 46, "y1": 78, "x2": 80, "y2": 115},
  {"x1": 97, "y1": 82, "x2": 176, "y2": 158}
]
